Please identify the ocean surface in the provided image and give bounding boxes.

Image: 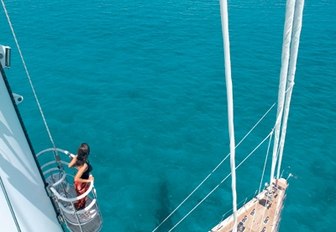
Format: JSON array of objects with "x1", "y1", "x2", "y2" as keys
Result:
[{"x1": 1, "y1": 0, "x2": 335, "y2": 231}]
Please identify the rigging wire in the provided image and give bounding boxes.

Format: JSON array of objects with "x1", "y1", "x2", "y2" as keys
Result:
[
  {"x1": 258, "y1": 129, "x2": 274, "y2": 193},
  {"x1": 167, "y1": 131, "x2": 274, "y2": 232},
  {"x1": 152, "y1": 103, "x2": 276, "y2": 232},
  {"x1": 250, "y1": 131, "x2": 274, "y2": 232},
  {"x1": 1, "y1": 0, "x2": 58, "y2": 156},
  {"x1": 158, "y1": 0, "x2": 304, "y2": 230}
]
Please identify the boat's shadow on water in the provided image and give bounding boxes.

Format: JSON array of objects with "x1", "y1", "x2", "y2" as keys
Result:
[{"x1": 154, "y1": 180, "x2": 174, "y2": 232}]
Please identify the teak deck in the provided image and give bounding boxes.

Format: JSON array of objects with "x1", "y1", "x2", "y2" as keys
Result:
[{"x1": 210, "y1": 178, "x2": 288, "y2": 232}]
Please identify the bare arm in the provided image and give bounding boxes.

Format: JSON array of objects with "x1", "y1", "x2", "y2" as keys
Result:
[{"x1": 68, "y1": 155, "x2": 77, "y2": 168}]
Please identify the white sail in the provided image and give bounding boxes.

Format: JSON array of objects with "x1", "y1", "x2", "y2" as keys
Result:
[
  {"x1": 276, "y1": 0, "x2": 305, "y2": 178},
  {"x1": 270, "y1": 0, "x2": 296, "y2": 182}
]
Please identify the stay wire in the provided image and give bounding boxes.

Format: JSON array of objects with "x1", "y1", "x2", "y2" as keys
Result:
[
  {"x1": 168, "y1": 131, "x2": 274, "y2": 232},
  {"x1": 258, "y1": 129, "x2": 274, "y2": 193},
  {"x1": 152, "y1": 103, "x2": 276, "y2": 232},
  {"x1": 1, "y1": 1, "x2": 58, "y2": 154}
]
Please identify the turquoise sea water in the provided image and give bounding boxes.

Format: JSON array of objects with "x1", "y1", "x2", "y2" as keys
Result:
[{"x1": 1, "y1": 0, "x2": 335, "y2": 231}]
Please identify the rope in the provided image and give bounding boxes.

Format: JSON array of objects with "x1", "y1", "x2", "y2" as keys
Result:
[
  {"x1": 168, "y1": 131, "x2": 274, "y2": 231},
  {"x1": 251, "y1": 131, "x2": 274, "y2": 232},
  {"x1": 152, "y1": 103, "x2": 276, "y2": 232},
  {"x1": 1, "y1": 0, "x2": 58, "y2": 153},
  {"x1": 258, "y1": 129, "x2": 274, "y2": 193}
]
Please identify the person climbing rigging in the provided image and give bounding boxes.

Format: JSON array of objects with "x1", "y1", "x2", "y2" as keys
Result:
[{"x1": 68, "y1": 143, "x2": 94, "y2": 210}]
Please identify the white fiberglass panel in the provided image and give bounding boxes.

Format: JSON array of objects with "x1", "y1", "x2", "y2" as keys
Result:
[
  {"x1": 0, "y1": 72, "x2": 63, "y2": 232},
  {"x1": 0, "y1": 183, "x2": 19, "y2": 232}
]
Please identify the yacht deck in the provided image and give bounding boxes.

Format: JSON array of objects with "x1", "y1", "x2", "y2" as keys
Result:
[{"x1": 210, "y1": 178, "x2": 288, "y2": 232}]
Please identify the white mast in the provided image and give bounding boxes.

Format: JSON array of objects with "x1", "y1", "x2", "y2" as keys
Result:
[
  {"x1": 270, "y1": 0, "x2": 296, "y2": 182},
  {"x1": 220, "y1": 0, "x2": 237, "y2": 231},
  {"x1": 0, "y1": 60, "x2": 63, "y2": 232},
  {"x1": 276, "y1": 0, "x2": 305, "y2": 178}
]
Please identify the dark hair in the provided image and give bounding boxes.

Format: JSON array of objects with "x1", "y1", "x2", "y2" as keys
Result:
[
  {"x1": 75, "y1": 143, "x2": 90, "y2": 167},
  {"x1": 77, "y1": 143, "x2": 90, "y2": 157}
]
